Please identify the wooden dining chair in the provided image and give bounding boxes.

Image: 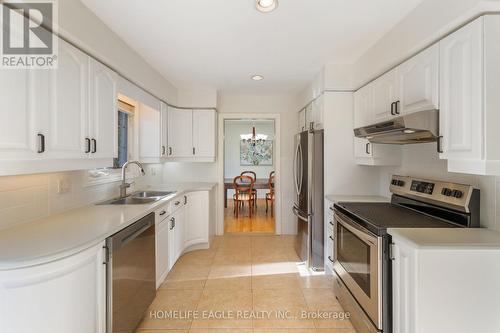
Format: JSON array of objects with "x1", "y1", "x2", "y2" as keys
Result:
[
  {"x1": 233, "y1": 175, "x2": 255, "y2": 218},
  {"x1": 241, "y1": 171, "x2": 258, "y2": 208},
  {"x1": 266, "y1": 171, "x2": 275, "y2": 216}
]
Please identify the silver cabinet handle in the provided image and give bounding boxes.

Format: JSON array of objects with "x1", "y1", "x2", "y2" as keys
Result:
[
  {"x1": 162, "y1": 146, "x2": 166, "y2": 155},
  {"x1": 159, "y1": 210, "x2": 166, "y2": 216},
  {"x1": 328, "y1": 256, "x2": 334, "y2": 263},
  {"x1": 365, "y1": 142, "x2": 371, "y2": 155},
  {"x1": 395, "y1": 100, "x2": 400, "y2": 115},
  {"x1": 169, "y1": 217, "x2": 175, "y2": 230},
  {"x1": 169, "y1": 147, "x2": 173, "y2": 155},
  {"x1": 174, "y1": 201, "x2": 181, "y2": 206},
  {"x1": 437, "y1": 136, "x2": 444, "y2": 153}
]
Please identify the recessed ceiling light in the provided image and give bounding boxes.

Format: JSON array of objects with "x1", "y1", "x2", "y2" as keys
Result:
[
  {"x1": 251, "y1": 75, "x2": 264, "y2": 81},
  {"x1": 256, "y1": 0, "x2": 278, "y2": 13}
]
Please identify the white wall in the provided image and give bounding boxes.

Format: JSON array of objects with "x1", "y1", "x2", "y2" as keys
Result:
[
  {"x1": 323, "y1": 92, "x2": 380, "y2": 197},
  {"x1": 218, "y1": 93, "x2": 297, "y2": 234},
  {"x1": 352, "y1": 0, "x2": 500, "y2": 88},
  {"x1": 60, "y1": 0, "x2": 178, "y2": 103}
]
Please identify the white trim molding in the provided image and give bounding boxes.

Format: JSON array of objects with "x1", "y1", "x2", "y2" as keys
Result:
[{"x1": 216, "y1": 113, "x2": 281, "y2": 236}]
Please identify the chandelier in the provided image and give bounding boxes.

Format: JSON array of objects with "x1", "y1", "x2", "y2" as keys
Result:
[{"x1": 240, "y1": 126, "x2": 268, "y2": 146}]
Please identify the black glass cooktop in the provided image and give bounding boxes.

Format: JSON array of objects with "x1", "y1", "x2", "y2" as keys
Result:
[{"x1": 334, "y1": 202, "x2": 458, "y2": 236}]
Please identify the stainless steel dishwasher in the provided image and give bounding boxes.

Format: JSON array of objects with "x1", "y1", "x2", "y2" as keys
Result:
[{"x1": 105, "y1": 212, "x2": 156, "y2": 333}]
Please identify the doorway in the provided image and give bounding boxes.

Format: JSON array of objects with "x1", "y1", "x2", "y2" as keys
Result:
[{"x1": 219, "y1": 116, "x2": 280, "y2": 234}]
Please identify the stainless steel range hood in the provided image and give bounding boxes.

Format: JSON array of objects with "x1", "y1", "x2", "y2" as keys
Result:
[{"x1": 354, "y1": 110, "x2": 439, "y2": 144}]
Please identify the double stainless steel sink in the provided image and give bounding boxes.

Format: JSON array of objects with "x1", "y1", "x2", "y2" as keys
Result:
[{"x1": 97, "y1": 191, "x2": 177, "y2": 205}]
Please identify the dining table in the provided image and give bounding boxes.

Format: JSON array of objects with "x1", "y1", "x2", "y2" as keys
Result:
[{"x1": 224, "y1": 178, "x2": 271, "y2": 208}]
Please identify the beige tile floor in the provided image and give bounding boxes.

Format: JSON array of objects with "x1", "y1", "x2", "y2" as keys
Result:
[{"x1": 137, "y1": 235, "x2": 357, "y2": 333}]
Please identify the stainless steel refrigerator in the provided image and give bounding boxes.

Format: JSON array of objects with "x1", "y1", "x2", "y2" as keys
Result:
[{"x1": 293, "y1": 129, "x2": 324, "y2": 271}]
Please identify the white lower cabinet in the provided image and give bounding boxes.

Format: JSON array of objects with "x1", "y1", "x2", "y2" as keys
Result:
[
  {"x1": 391, "y1": 235, "x2": 500, "y2": 333},
  {"x1": 0, "y1": 242, "x2": 106, "y2": 333},
  {"x1": 168, "y1": 206, "x2": 186, "y2": 270},
  {"x1": 155, "y1": 206, "x2": 170, "y2": 289},
  {"x1": 184, "y1": 191, "x2": 210, "y2": 248},
  {"x1": 354, "y1": 137, "x2": 401, "y2": 166}
]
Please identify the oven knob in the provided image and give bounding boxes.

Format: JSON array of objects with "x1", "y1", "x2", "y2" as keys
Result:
[
  {"x1": 452, "y1": 190, "x2": 463, "y2": 198},
  {"x1": 391, "y1": 179, "x2": 398, "y2": 185}
]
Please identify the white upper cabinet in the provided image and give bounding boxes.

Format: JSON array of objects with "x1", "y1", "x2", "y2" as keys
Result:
[
  {"x1": 168, "y1": 107, "x2": 193, "y2": 158},
  {"x1": 439, "y1": 16, "x2": 500, "y2": 175},
  {"x1": 161, "y1": 102, "x2": 168, "y2": 158},
  {"x1": 43, "y1": 39, "x2": 88, "y2": 160},
  {"x1": 354, "y1": 85, "x2": 372, "y2": 128},
  {"x1": 354, "y1": 137, "x2": 401, "y2": 166},
  {"x1": 398, "y1": 44, "x2": 439, "y2": 115},
  {"x1": 0, "y1": 37, "x2": 118, "y2": 175},
  {"x1": 439, "y1": 17, "x2": 483, "y2": 162},
  {"x1": 139, "y1": 99, "x2": 161, "y2": 163},
  {"x1": 89, "y1": 58, "x2": 118, "y2": 159},
  {"x1": 298, "y1": 108, "x2": 306, "y2": 132},
  {"x1": 0, "y1": 69, "x2": 37, "y2": 160},
  {"x1": 167, "y1": 108, "x2": 217, "y2": 161},
  {"x1": 192, "y1": 110, "x2": 216, "y2": 158},
  {"x1": 371, "y1": 68, "x2": 399, "y2": 123}
]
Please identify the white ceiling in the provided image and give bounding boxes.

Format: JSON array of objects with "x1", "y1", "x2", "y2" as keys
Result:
[{"x1": 82, "y1": 0, "x2": 422, "y2": 94}]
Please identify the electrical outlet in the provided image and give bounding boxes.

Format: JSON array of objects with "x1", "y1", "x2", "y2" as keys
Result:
[{"x1": 57, "y1": 178, "x2": 72, "y2": 194}]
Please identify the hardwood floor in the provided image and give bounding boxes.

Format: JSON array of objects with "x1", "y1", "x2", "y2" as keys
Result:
[{"x1": 224, "y1": 199, "x2": 275, "y2": 234}]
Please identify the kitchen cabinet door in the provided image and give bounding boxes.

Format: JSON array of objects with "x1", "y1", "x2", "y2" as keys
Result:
[
  {"x1": 439, "y1": 18, "x2": 483, "y2": 161},
  {"x1": 168, "y1": 206, "x2": 185, "y2": 270},
  {"x1": 168, "y1": 107, "x2": 193, "y2": 157},
  {"x1": 0, "y1": 242, "x2": 106, "y2": 333},
  {"x1": 89, "y1": 58, "x2": 118, "y2": 159},
  {"x1": 392, "y1": 241, "x2": 416, "y2": 333},
  {"x1": 354, "y1": 137, "x2": 373, "y2": 159},
  {"x1": 0, "y1": 69, "x2": 38, "y2": 161},
  {"x1": 399, "y1": 44, "x2": 439, "y2": 116},
  {"x1": 139, "y1": 100, "x2": 161, "y2": 163},
  {"x1": 192, "y1": 109, "x2": 216, "y2": 158},
  {"x1": 41, "y1": 39, "x2": 89, "y2": 160},
  {"x1": 160, "y1": 102, "x2": 168, "y2": 158},
  {"x1": 298, "y1": 109, "x2": 306, "y2": 132},
  {"x1": 156, "y1": 216, "x2": 170, "y2": 288},
  {"x1": 311, "y1": 95, "x2": 324, "y2": 129},
  {"x1": 305, "y1": 103, "x2": 313, "y2": 130},
  {"x1": 354, "y1": 85, "x2": 372, "y2": 128},
  {"x1": 371, "y1": 68, "x2": 399, "y2": 123},
  {"x1": 184, "y1": 191, "x2": 209, "y2": 248}
]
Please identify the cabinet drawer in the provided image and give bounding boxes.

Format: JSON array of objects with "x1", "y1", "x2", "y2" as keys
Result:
[
  {"x1": 169, "y1": 196, "x2": 185, "y2": 214},
  {"x1": 155, "y1": 204, "x2": 171, "y2": 223}
]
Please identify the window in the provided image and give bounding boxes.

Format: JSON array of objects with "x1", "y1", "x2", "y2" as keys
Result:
[{"x1": 114, "y1": 111, "x2": 129, "y2": 168}]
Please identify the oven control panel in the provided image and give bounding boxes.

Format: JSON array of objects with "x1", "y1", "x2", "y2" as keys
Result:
[
  {"x1": 410, "y1": 180, "x2": 435, "y2": 195},
  {"x1": 389, "y1": 175, "x2": 476, "y2": 212}
]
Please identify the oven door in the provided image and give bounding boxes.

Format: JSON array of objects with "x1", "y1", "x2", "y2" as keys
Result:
[{"x1": 333, "y1": 211, "x2": 382, "y2": 330}]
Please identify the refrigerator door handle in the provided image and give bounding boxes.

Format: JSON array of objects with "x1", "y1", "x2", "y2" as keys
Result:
[
  {"x1": 298, "y1": 140, "x2": 304, "y2": 195},
  {"x1": 293, "y1": 204, "x2": 309, "y2": 222},
  {"x1": 293, "y1": 140, "x2": 300, "y2": 196}
]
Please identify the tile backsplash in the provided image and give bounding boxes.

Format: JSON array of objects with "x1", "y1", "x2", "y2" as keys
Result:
[{"x1": 0, "y1": 168, "x2": 157, "y2": 231}]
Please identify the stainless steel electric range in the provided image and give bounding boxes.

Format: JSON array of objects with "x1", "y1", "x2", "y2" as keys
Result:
[{"x1": 331, "y1": 175, "x2": 480, "y2": 333}]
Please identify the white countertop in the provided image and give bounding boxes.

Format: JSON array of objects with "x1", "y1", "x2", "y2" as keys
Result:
[
  {"x1": 388, "y1": 228, "x2": 500, "y2": 249},
  {"x1": 0, "y1": 182, "x2": 216, "y2": 270},
  {"x1": 325, "y1": 194, "x2": 390, "y2": 203}
]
